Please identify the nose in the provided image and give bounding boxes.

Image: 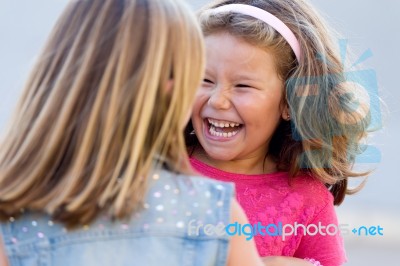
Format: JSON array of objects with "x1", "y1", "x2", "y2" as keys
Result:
[{"x1": 208, "y1": 85, "x2": 231, "y2": 110}]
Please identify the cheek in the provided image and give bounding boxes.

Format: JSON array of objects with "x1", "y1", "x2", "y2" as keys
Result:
[
  {"x1": 190, "y1": 99, "x2": 204, "y2": 130},
  {"x1": 191, "y1": 91, "x2": 208, "y2": 116},
  {"x1": 190, "y1": 98, "x2": 202, "y2": 119},
  {"x1": 236, "y1": 96, "x2": 282, "y2": 125}
]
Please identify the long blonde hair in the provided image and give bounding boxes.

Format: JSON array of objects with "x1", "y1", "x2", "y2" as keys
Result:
[
  {"x1": 187, "y1": 0, "x2": 373, "y2": 204},
  {"x1": 0, "y1": 0, "x2": 204, "y2": 227}
]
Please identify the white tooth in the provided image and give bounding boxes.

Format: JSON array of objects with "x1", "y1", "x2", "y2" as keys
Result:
[
  {"x1": 223, "y1": 133, "x2": 228, "y2": 138},
  {"x1": 218, "y1": 123, "x2": 224, "y2": 128},
  {"x1": 224, "y1": 123, "x2": 229, "y2": 127},
  {"x1": 218, "y1": 132, "x2": 223, "y2": 137},
  {"x1": 235, "y1": 123, "x2": 240, "y2": 127},
  {"x1": 228, "y1": 132, "x2": 232, "y2": 137},
  {"x1": 230, "y1": 123, "x2": 235, "y2": 127},
  {"x1": 232, "y1": 131, "x2": 238, "y2": 136}
]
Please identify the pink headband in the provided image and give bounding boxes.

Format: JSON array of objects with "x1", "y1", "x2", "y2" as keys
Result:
[{"x1": 209, "y1": 4, "x2": 301, "y2": 61}]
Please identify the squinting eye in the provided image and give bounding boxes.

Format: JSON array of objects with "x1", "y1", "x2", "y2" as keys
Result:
[
  {"x1": 236, "y1": 84, "x2": 251, "y2": 88},
  {"x1": 203, "y1": 79, "x2": 213, "y2": 84}
]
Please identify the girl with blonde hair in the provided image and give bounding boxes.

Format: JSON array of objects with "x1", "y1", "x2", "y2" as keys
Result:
[{"x1": 0, "y1": 0, "x2": 286, "y2": 265}]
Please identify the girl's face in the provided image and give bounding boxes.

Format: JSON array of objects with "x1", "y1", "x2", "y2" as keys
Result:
[{"x1": 191, "y1": 32, "x2": 287, "y2": 163}]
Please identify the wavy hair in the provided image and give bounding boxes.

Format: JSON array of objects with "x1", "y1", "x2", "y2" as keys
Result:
[
  {"x1": 0, "y1": 0, "x2": 204, "y2": 227},
  {"x1": 186, "y1": 0, "x2": 372, "y2": 205}
]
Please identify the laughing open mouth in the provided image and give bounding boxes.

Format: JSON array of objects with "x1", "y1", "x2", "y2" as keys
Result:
[{"x1": 206, "y1": 118, "x2": 243, "y2": 138}]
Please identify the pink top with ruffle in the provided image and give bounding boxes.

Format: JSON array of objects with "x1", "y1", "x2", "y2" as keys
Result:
[{"x1": 190, "y1": 157, "x2": 347, "y2": 266}]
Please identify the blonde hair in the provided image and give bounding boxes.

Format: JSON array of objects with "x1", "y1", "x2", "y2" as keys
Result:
[
  {"x1": 0, "y1": 0, "x2": 204, "y2": 227},
  {"x1": 188, "y1": 0, "x2": 372, "y2": 204}
]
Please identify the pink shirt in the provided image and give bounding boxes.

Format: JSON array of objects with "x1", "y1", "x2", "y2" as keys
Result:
[{"x1": 190, "y1": 157, "x2": 347, "y2": 266}]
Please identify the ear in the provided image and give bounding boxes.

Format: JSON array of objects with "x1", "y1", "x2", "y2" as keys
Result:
[
  {"x1": 165, "y1": 79, "x2": 174, "y2": 94},
  {"x1": 281, "y1": 104, "x2": 291, "y2": 121}
]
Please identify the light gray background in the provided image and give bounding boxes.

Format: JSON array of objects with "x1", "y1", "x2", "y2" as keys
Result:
[{"x1": 1, "y1": 0, "x2": 399, "y2": 264}]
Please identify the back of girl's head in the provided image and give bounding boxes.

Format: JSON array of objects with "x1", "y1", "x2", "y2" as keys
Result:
[
  {"x1": 191, "y1": 0, "x2": 371, "y2": 204},
  {"x1": 0, "y1": 0, "x2": 204, "y2": 227}
]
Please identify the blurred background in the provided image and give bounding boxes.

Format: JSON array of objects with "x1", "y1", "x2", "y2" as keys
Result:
[{"x1": 0, "y1": 0, "x2": 399, "y2": 264}]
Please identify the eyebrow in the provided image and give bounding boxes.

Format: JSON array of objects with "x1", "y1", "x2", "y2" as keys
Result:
[{"x1": 232, "y1": 74, "x2": 264, "y2": 84}]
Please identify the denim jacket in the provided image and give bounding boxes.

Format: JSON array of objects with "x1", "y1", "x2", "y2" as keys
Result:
[{"x1": 0, "y1": 169, "x2": 234, "y2": 266}]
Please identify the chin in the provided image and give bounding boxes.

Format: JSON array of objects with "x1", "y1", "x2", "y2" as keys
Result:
[{"x1": 206, "y1": 150, "x2": 237, "y2": 162}]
